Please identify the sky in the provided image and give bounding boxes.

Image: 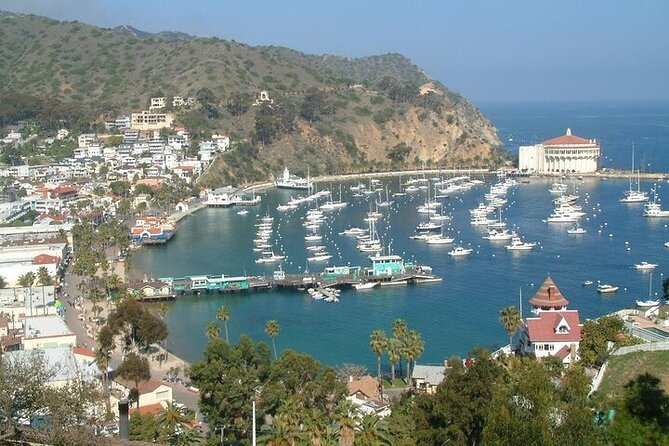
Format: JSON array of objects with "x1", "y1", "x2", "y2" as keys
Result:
[{"x1": 0, "y1": 0, "x2": 667, "y2": 103}]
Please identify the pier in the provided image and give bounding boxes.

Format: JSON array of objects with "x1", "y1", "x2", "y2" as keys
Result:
[{"x1": 153, "y1": 259, "x2": 441, "y2": 298}]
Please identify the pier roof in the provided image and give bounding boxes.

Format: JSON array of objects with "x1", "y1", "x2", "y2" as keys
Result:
[{"x1": 529, "y1": 276, "x2": 569, "y2": 308}]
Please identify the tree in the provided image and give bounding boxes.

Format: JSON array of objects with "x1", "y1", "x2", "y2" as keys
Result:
[
  {"x1": 96, "y1": 324, "x2": 116, "y2": 415},
  {"x1": 17, "y1": 271, "x2": 36, "y2": 288},
  {"x1": 265, "y1": 319, "x2": 280, "y2": 360},
  {"x1": 0, "y1": 275, "x2": 6, "y2": 289},
  {"x1": 387, "y1": 338, "x2": 401, "y2": 381},
  {"x1": 404, "y1": 330, "x2": 425, "y2": 381},
  {"x1": 157, "y1": 402, "x2": 194, "y2": 441},
  {"x1": 217, "y1": 305, "x2": 231, "y2": 343},
  {"x1": 158, "y1": 303, "x2": 170, "y2": 364},
  {"x1": 369, "y1": 330, "x2": 388, "y2": 380},
  {"x1": 116, "y1": 352, "x2": 151, "y2": 407},
  {"x1": 205, "y1": 321, "x2": 220, "y2": 340},
  {"x1": 356, "y1": 414, "x2": 391, "y2": 446},
  {"x1": 499, "y1": 305, "x2": 522, "y2": 349},
  {"x1": 392, "y1": 319, "x2": 408, "y2": 377},
  {"x1": 334, "y1": 399, "x2": 358, "y2": 446}
]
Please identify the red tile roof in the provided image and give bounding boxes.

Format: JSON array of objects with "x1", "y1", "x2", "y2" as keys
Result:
[
  {"x1": 347, "y1": 375, "x2": 381, "y2": 401},
  {"x1": 73, "y1": 346, "x2": 95, "y2": 358},
  {"x1": 114, "y1": 377, "x2": 164, "y2": 395},
  {"x1": 543, "y1": 132, "x2": 592, "y2": 146},
  {"x1": 33, "y1": 254, "x2": 61, "y2": 265},
  {"x1": 554, "y1": 345, "x2": 571, "y2": 359},
  {"x1": 529, "y1": 276, "x2": 569, "y2": 308},
  {"x1": 526, "y1": 310, "x2": 582, "y2": 343},
  {"x1": 129, "y1": 402, "x2": 165, "y2": 416}
]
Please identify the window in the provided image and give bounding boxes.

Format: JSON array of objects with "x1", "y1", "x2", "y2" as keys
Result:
[{"x1": 544, "y1": 344, "x2": 550, "y2": 351}]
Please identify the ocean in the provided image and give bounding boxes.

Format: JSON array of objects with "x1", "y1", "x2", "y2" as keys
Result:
[{"x1": 133, "y1": 101, "x2": 669, "y2": 370}]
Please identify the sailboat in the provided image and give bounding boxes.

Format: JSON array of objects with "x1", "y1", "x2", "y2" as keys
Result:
[
  {"x1": 636, "y1": 273, "x2": 660, "y2": 307},
  {"x1": 377, "y1": 185, "x2": 394, "y2": 207},
  {"x1": 620, "y1": 142, "x2": 649, "y2": 203}
]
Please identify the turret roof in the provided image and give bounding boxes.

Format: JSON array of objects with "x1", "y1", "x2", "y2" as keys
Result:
[{"x1": 529, "y1": 276, "x2": 569, "y2": 308}]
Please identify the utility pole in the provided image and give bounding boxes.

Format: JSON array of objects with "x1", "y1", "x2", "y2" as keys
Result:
[{"x1": 252, "y1": 400, "x2": 256, "y2": 446}]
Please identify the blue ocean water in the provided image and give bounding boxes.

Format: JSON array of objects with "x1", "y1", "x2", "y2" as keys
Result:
[{"x1": 134, "y1": 101, "x2": 669, "y2": 369}]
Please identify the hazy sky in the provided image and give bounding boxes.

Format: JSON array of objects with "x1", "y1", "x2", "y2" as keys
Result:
[{"x1": 1, "y1": 0, "x2": 667, "y2": 103}]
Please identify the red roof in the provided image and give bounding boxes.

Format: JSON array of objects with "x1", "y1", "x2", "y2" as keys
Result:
[
  {"x1": 554, "y1": 345, "x2": 571, "y2": 359},
  {"x1": 529, "y1": 276, "x2": 569, "y2": 308},
  {"x1": 73, "y1": 346, "x2": 95, "y2": 358},
  {"x1": 543, "y1": 129, "x2": 592, "y2": 146},
  {"x1": 347, "y1": 375, "x2": 381, "y2": 401},
  {"x1": 114, "y1": 377, "x2": 164, "y2": 395},
  {"x1": 33, "y1": 254, "x2": 60, "y2": 265},
  {"x1": 526, "y1": 310, "x2": 582, "y2": 343},
  {"x1": 129, "y1": 402, "x2": 164, "y2": 416}
]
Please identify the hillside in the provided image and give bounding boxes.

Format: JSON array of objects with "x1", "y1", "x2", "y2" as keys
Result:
[{"x1": 0, "y1": 11, "x2": 503, "y2": 185}]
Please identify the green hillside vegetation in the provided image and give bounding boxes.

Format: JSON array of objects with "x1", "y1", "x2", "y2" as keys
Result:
[
  {"x1": 0, "y1": 11, "x2": 503, "y2": 186},
  {"x1": 596, "y1": 350, "x2": 669, "y2": 398}
]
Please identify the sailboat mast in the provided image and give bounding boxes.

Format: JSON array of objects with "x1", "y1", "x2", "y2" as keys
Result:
[{"x1": 519, "y1": 287, "x2": 523, "y2": 320}]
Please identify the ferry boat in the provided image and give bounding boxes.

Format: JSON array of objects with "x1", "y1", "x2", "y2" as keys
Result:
[{"x1": 275, "y1": 167, "x2": 313, "y2": 190}]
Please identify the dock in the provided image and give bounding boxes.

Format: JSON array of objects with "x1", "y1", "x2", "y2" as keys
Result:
[{"x1": 153, "y1": 258, "x2": 441, "y2": 299}]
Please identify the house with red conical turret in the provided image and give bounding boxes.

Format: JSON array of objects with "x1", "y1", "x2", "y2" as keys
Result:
[{"x1": 518, "y1": 276, "x2": 583, "y2": 365}]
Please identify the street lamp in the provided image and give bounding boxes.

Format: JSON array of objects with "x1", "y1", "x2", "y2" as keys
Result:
[{"x1": 215, "y1": 426, "x2": 227, "y2": 445}]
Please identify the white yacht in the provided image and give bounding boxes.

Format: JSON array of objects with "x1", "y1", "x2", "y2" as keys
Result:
[
  {"x1": 505, "y1": 236, "x2": 537, "y2": 251},
  {"x1": 448, "y1": 246, "x2": 473, "y2": 257},
  {"x1": 643, "y1": 194, "x2": 669, "y2": 217},
  {"x1": 620, "y1": 144, "x2": 649, "y2": 203},
  {"x1": 416, "y1": 221, "x2": 442, "y2": 232},
  {"x1": 339, "y1": 227, "x2": 366, "y2": 236},
  {"x1": 634, "y1": 261, "x2": 658, "y2": 271},
  {"x1": 483, "y1": 229, "x2": 515, "y2": 241},
  {"x1": 567, "y1": 224, "x2": 587, "y2": 234},
  {"x1": 426, "y1": 234, "x2": 455, "y2": 245}
]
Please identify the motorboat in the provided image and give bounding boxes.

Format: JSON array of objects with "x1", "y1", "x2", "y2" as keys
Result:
[
  {"x1": 483, "y1": 229, "x2": 515, "y2": 241},
  {"x1": 416, "y1": 222, "x2": 442, "y2": 233},
  {"x1": 582, "y1": 280, "x2": 594, "y2": 286},
  {"x1": 255, "y1": 253, "x2": 285, "y2": 264},
  {"x1": 339, "y1": 227, "x2": 366, "y2": 236},
  {"x1": 634, "y1": 261, "x2": 658, "y2": 271},
  {"x1": 354, "y1": 282, "x2": 379, "y2": 290},
  {"x1": 665, "y1": 242, "x2": 669, "y2": 248},
  {"x1": 306, "y1": 245, "x2": 326, "y2": 252},
  {"x1": 308, "y1": 254, "x2": 332, "y2": 262},
  {"x1": 643, "y1": 201, "x2": 669, "y2": 217},
  {"x1": 448, "y1": 246, "x2": 473, "y2": 257},
  {"x1": 567, "y1": 224, "x2": 587, "y2": 234},
  {"x1": 597, "y1": 284, "x2": 619, "y2": 294},
  {"x1": 410, "y1": 234, "x2": 432, "y2": 241},
  {"x1": 505, "y1": 236, "x2": 536, "y2": 251},
  {"x1": 305, "y1": 234, "x2": 323, "y2": 242},
  {"x1": 636, "y1": 299, "x2": 660, "y2": 307}
]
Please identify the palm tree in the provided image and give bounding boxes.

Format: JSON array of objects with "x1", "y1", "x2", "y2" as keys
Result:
[
  {"x1": 387, "y1": 338, "x2": 401, "y2": 382},
  {"x1": 158, "y1": 401, "x2": 193, "y2": 439},
  {"x1": 265, "y1": 319, "x2": 280, "y2": 360},
  {"x1": 36, "y1": 266, "x2": 52, "y2": 316},
  {"x1": 369, "y1": 330, "x2": 388, "y2": 380},
  {"x1": 158, "y1": 303, "x2": 170, "y2": 365},
  {"x1": 171, "y1": 427, "x2": 204, "y2": 446},
  {"x1": 356, "y1": 414, "x2": 391, "y2": 446},
  {"x1": 392, "y1": 319, "x2": 408, "y2": 376},
  {"x1": 499, "y1": 305, "x2": 522, "y2": 349},
  {"x1": 205, "y1": 321, "x2": 220, "y2": 340},
  {"x1": 217, "y1": 305, "x2": 230, "y2": 343},
  {"x1": 0, "y1": 275, "x2": 7, "y2": 289},
  {"x1": 106, "y1": 273, "x2": 124, "y2": 301},
  {"x1": 18, "y1": 271, "x2": 36, "y2": 316},
  {"x1": 334, "y1": 399, "x2": 358, "y2": 446},
  {"x1": 303, "y1": 407, "x2": 328, "y2": 446},
  {"x1": 404, "y1": 330, "x2": 425, "y2": 381},
  {"x1": 275, "y1": 396, "x2": 304, "y2": 446}
]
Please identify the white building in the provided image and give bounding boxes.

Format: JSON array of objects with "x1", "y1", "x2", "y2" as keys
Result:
[
  {"x1": 56, "y1": 129, "x2": 70, "y2": 140},
  {"x1": 0, "y1": 286, "x2": 57, "y2": 319},
  {"x1": 519, "y1": 128, "x2": 600, "y2": 174},
  {"x1": 518, "y1": 276, "x2": 583, "y2": 365},
  {"x1": 78, "y1": 133, "x2": 97, "y2": 148},
  {"x1": 131, "y1": 111, "x2": 174, "y2": 131},
  {"x1": 4, "y1": 347, "x2": 100, "y2": 388},
  {"x1": 22, "y1": 315, "x2": 76, "y2": 350},
  {"x1": 149, "y1": 97, "x2": 166, "y2": 110}
]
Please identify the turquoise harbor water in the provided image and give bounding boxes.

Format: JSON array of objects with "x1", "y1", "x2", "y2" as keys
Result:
[{"x1": 134, "y1": 101, "x2": 669, "y2": 368}]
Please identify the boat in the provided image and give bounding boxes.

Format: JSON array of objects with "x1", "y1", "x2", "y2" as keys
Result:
[
  {"x1": 339, "y1": 227, "x2": 366, "y2": 236},
  {"x1": 276, "y1": 204, "x2": 297, "y2": 211},
  {"x1": 306, "y1": 245, "x2": 326, "y2": 251},
  {"x1": 255, "y1": 252, "x2": 285, "y2": 264},
  {"x1": 448, "y1": 246, "x2": 473, "y2": 257},
  {"x1": 353, "y1": 282, "x2": 379, "y2": 290},
  {"x1": 567, "y1": 224, "x2": 587, "y2": 234},
  {"x1": 665, "y1": 242, "x2": 669, "y2": 248},
  {"x1": 505, "y1": 236, "x2": 536, "y2": 251},
  {"x1": 636, "y1": 273, "x2": 660, "y2": 307},
  {"x1": 236, "y1": 209, "x2": 249, "y2": 215},
  {"x1": 308, "y1": 254, "x2": 332, "y2": 262},
  {"x1": 619, "y1": 143, "x2": 649, "y2": 203},
  {"x1": 634, "y1": 261, "x2": 658, "y2": 271},
  {"x1": 582, "y1": 280, "x2": 594, "y2": 286},
  {"x1": 275, "y1": 167, "x2": 313, "y2": 190},
  {"x1": 643, "y1": 191, "x2": 669, "y2": 217},
  {"x1": 483, "y1": 229, "x2": 515, "y2": 241},
  {"x1": 426, "y1": 234, "x2": 455, "y2": 245},
  {"x1": 597, "y1": 284, "x2": 619, "y2": 293},
  {"x1": 415, "y1": 221, "x2": 442, "y2": 233},
  {"x1": 305, "y1": 234, "x2": 323, "y2": 242}
]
